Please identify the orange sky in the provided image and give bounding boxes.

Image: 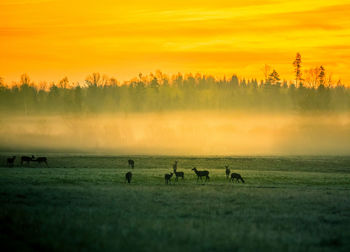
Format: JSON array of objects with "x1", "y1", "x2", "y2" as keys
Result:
[{"x1": 1, "y1": 0, "x2": 350, "y2": 84}]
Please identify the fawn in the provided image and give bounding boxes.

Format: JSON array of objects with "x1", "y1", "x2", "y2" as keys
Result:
[{"x1": 165, "y1": 173, "x2": 173, "y2": 184}]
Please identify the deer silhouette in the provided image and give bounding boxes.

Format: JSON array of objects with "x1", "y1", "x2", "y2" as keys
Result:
[
  {"x1": 164, "y1": 173, "x2": 173, "y2": 184},
  {"x1": 125, "y1": 171, "x2": 132, "y2": 184},
  {"x1": 225, "y1": 165, "x2": 230, "y2": 179},
  {"x1": 173, "y1": 161, "x2": 184, "y2": 181},
  {"x1": 32, "y1": 157, "x2": 49, "y2": 167},
  {"x1": 21, "y1": 155, "x2": 34, "y2": 166},
  {"x1": 7, "y1": 156, "x2": 16, "y2": 167},
  {"x1": 192, "y1": 167, "x2": 210, "y2": 182},
  {"x1": 172, "y1": 161, "x2": 178, "y2": 171},
  {"x1": 128, "y1": 159, "x2": 134, "y2": 169},
  {"x1": 230, "y1": 173, "x2": 245, "y2": 183}
]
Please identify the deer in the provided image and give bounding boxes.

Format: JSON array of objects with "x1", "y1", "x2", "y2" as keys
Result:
[
  {"x1": 225, "y1": 165, "x2": 230, "y2": 179},
  {"x1": 164, "y1": 173, "x2": 173, "y2": 184},
  {"x1": 7, "y1": 156, "x2": 16, "y2": 167},
  {"x1": 32, "y1": 157, "x2": 49, "y2": 167},
  {"x1": 128, "y1": 159, "x2": 134, "y2": 169},
  {"x1": 192, "y1": 167, "x2": 210, "y2": 182},
  {"x1": 173, "y1": 161, "x2": 184, "y2": 181},
  {"x1": 230, "y1": 172, "x2": 245, "y2": 183},
  {"x1": 125, "y1": 171, "x2": 132, "y2": 184},
  {"x1": 21, "y1": 155, "x2": 35, "y2": 166},
  {"x1": 172, "y1": 161, "x2": 178, "y2": 171}
]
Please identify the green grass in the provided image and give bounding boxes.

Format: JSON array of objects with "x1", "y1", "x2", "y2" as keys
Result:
[{"x1": 1, "y1": 155, "x2": 350, "y2": 251}]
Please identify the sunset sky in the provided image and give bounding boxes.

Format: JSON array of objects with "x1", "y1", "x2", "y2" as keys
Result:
[{"x1": 1, "y1": 0, "x2": 350, "y2": 84}]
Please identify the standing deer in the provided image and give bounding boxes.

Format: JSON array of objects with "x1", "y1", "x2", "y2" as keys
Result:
[
  {"x1": 7, "y1": 156, "x2": 16, "y2": 167},
  {"x1": 192, "y1": 167, "x2": 210, "y2": 182},
  {"x1": 173, "y1": 161, "x2": 184, "y2": 181},
  {"x1": 125, "y1": 171, "x2": 132, "y2": 184},
  {"x1": 21, "y1": 155, "x2": 35, "y2": 166},
  {"x1": 128, "y1": 159, "x2": 134, "y2": 169},
  {"x1": 225, "y1": 165, "x2": 230, "y2": 179},
  {"x1": 230, "y1": 173, "x2": 245, "y2": 183},
  {"x1": 165, "y1": 173, "x2": 173, "y2": 184},
  {"x1": 172, "y1": 161, "x2": 178, "y2": 171},
  {"x1": 33, "y1": 157, "x2": 49, "y2": 167}
]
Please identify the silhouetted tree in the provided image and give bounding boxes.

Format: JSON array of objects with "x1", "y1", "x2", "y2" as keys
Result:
[
  {"x1": 59, "y1": 77, "x2": 69, "y2": 89},
  {"x1": 293, "y1": 53, "x2": 303, "y2": 86},
  {"x1": 85, "y1": 73, "x2": 102, "y2": 87},
  {"x1": 268, "y1": 69, "x2": 280, "y2": 85},
  {"x1": 319, "y1": 65, "x2": 325, "y2": 86}
]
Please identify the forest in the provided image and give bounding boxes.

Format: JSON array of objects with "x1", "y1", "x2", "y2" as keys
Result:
[{"x1": 1, "y1": 55, "x2": 349, "y2": 114}]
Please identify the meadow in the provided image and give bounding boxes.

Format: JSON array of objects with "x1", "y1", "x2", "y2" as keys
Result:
[{"x1": 1, "y1": 155, "x2": 350, "y2": 251}]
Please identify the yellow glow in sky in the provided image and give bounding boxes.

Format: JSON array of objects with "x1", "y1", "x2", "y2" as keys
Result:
[{"x1": 1, "y1": 0, "x2": 350, "y2": 84}]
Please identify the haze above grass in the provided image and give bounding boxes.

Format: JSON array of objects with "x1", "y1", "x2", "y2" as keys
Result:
[{"x1": 1, "y1": 111, "x2": 350, "y2": 155}]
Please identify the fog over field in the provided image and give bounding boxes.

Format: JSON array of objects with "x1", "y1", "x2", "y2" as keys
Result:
[{"x1": 1, "y1": 111, "x2": 350, "y2": 155}]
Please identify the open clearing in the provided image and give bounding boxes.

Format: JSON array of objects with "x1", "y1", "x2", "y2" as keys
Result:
[{"x1": 1, "y1": 155, "x2": 350, "y2": 251}]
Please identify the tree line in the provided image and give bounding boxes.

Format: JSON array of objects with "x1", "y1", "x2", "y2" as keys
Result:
[{"x1": 0, "y1": 54, "x2": 349, "y2": 114}]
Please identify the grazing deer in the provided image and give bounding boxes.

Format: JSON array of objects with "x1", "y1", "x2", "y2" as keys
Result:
[
  {"x1": 192, "y1": 167, "x2": 210, "y2": 182},
  {"x1": 33, "y1": 157, "x2": 49, "y2": 167},
  {"x1": 125, "y1": 171, "x2": 132, "y2": 184},
  {"x1": 230, "y1": 173, "x2": 245, "y2": 183},
  {"x1": 7, "y1": 156, "x2": 16, "y2": 167},
  {"x1": 225, "y1": 165, "x2": 230, "y2": 179},
  {"x1": 21, "y1": 155, "x2": 35, "y2": 166},
  {"x1": 164, "y1": 173, "x2": 173, "y2": 184},
  {"x1": 128, "y1": 159, "x2": 134, "y2": 169},
  {"x1": 173, "y1": 161, "x2": 184, "y2": 181}
]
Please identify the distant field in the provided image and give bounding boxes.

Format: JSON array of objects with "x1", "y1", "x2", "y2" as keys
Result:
[{"x1": 1, "y1": 155, "x2": 350, "y2": 251}]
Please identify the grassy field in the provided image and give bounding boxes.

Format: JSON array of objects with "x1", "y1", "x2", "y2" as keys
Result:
[{"x1": 1, "y1": 155, "x2": 350, "y2": 251}]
